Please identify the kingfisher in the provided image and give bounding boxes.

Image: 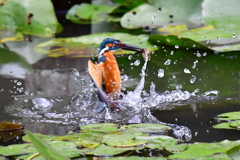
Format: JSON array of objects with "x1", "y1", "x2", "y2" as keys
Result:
[{"x1": 88, "y1": 38, "x2": 143, "y2": 111}]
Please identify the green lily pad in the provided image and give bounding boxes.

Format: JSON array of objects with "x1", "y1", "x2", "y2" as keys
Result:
[
  {"x1": 106, "y1": 156, "x2": 166, "y2": 160},
  {"x1": 80, "y1": 123, "x2": 120, "y2": 133},
  {"x1": 84, "y1": 144, "x2": 134, "y2": 156},
  {"x1": 149, "y1": 35, "x2": 210, "y2": 51},
  {"x1": 23, "y1": 133, "x2": 58, "y2": 142},
  {"x1": 169, "y1": 140, "x2": 240, "y2": 159},
  {"x1": 227, "y1": 145, "x2": 240, "y2": 160},
  {"x1": 52, "y1": 132, "x2": 103, "y2": 149},
  {"x1": 136, "y1": 135, "x2": 187, "y2": 153},
  {"x1": 121, "y1": 123, "x2": 171, "y2": 134},
  {"x1": 0, "y1": 47, "x2": 32, "y2": 71},
  {"x1": 215, "y1": 111, "x2": 240, "y2": 121},
  {"x1": 66, "y1": 3, "x2": 119, "y2": 24},
  {"x1": 121, "y1": 1, "x2": 202, "y2": 29},
  {"x1": 102, "y1": 131, "x2": 146, "y2": 147},
  {"x1": 0, "y1": 0, "x2": 62, "y2": 37},
  {"x1": 0, "y1": 143, "x2": 37, "y2": 156},
  {"x1": 213, "y1": 122, "x2": 236, "y2": 130},
  {"x1": 35, "y1": 32, "x2": 156, "y2": 57},
  {"x1": 0, "y1": 138, "x2": 80, "y2": 159},
  {"x1": 229, "y1": 120, "x2": 240, "y2": 128}
]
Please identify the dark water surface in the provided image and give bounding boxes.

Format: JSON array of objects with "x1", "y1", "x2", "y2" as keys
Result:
[{"x1": 1, "y1": 22, "x2": 240, "y2": 144}]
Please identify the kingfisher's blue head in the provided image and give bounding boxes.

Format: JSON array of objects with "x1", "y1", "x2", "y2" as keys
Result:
[{"x1": 98, "y1": 38, "x2": 143, "y2": 56}]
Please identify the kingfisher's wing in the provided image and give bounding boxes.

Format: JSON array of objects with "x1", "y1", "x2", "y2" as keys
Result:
[{"x1": 88, "y1": 60, "x2": 111, "y2": 105}]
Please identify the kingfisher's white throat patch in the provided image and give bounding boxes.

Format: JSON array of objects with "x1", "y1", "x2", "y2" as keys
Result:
[{"x1": 99, "y1": 47, "x2": 109, "y2": 55}]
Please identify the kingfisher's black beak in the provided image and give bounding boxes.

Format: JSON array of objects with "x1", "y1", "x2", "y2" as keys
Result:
[{"x1": 118, "y1": 43, "x2": 143, "y2": 52}]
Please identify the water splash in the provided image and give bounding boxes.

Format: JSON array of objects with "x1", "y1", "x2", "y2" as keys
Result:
[{"x1": 5, "y1": 57, "x2": 221, "y2": 141}]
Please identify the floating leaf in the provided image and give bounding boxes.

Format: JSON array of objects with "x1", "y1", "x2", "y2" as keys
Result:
[
  {"x1": 121, "y1": 1, "x2": 202, "y2": 29},
  {"x1": 136, "y1": 135, "x2": 187, "y2": 153},
  {"x1": 149, "y1": 35, "x2": 210, "y2": 51},
  {"x1": 66, "y1": 3, "x2": 119, "y2": 24},
  {"x1": 153, "y1": 0, "x2": 240, "y2": 51},
  {"x1": 0, "y1": 121, "x2": 24, "y2": 142},
  {"x1": 227, "y1": 145, "x2": 240, "y2": 160},
  {"x1": 106, "y1": 156, "x2": 166, "y2": 160},
  {"x1": 84, "y1": 144, "x2": 133, "y2": 156},
  {"x1": 23, "y1": 133, "x2": 58, "y2": 143},
  {"x1": 53, "y1": 132, "x2": 102, "y2": 149},
  {"x1": 213, "y1": 122, "x2": 236, "y2": 130},
  {"x1": 169, "y1": 140, "x2": 240, "y2": 159},
  {"x1": 0, "y1": 0, "x2": 62, "y2": 37},
  {"x1": 213, "y1": 112, "x2": 240, "y2": 130},
  {"x1": 102, "y1": 131, "x2": 146, "y2": 147},
  {"x1": 215, "y1": 111, "x2": 240, "y2": 121},
  {"x1": 80, "y1": 123, "x2": 120, "y2": 133},
  {"x1": 35, "y1": 32, "x2": 157, "y2": 57},
  {"x1": 0, "y1": 31, "x2": 24, "y2": 43},
  {"x1": 121, "y1": 123, "x2": 172, "y2": 134},
  {"x1": 25, "y1": 129, "x2": 70, "y2": 160},
  {"x1": 158, "y1": 25, "x2": 188, "y2": 35}
]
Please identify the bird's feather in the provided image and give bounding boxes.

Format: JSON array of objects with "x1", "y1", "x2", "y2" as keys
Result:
[{"x1": 88, "y1": 60, "x2": 111, "y2": 105}]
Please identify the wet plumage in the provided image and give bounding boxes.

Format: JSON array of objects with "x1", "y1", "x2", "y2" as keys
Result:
[{"x1": 88, "y1": 38, "x2": 143, "y2": 109}]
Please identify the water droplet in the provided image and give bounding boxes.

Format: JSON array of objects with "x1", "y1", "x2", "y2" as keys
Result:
[
  {"x1": 164, "y1": 59, "x2": 171, "y2": 65},
  {"x1": 206, "y1": 40, "x2": 213, "y2": 44},
  {"x1": 0, "y1": 89, "x2": 4, "y2": 92},
  {"x1": 154, "y1": 45, "x2": 157, "y2": 48},
  {"x1": 152, "y1": 16, "x2": 155, "y2": 20},
  {"x1": 172, "y1": 74, "x2": 176, "y2": 78},
  {"x1": 190, "y1": 75, "x2": 196, "y2": 83},
  {"x1": 158, "y1": 69, "x2": 164, "y2": 78},
  {"x1": 170, "y1": 51, "x2": 174, "y2": 55},
  {"x1": 17, "y1": 82, "x2": 22, "y2": 85},
  {"x1": 24, "y1": 99, "x2": 29, "y2": 102},
  {"x1": 192, "y1": 60, "x2": 198, "y2": 69},
  {"x1": 232, "y1": 33, "x2": 236, "y2": 38},
  {"x1": 217, "y1": 37, "x2": 220, "y2": 39},
  {"x1": 176, "y1": 84, "x2": 182, "y2": 90},
  {"x1": 175, "y1": 45, "x2": 179, "y2": 49},
  {"x1": 133, "y1": 59, "x2": 141, "y2": 66},
  {"x1": 128, "y1": 55, "x2": 132, "y2": 60},
  {"x1": 184, "y1": 68, "x2": 191, "y2": 74},
  {"x1": 122, "y1": 74, "x2": 128, "y2": 81}
]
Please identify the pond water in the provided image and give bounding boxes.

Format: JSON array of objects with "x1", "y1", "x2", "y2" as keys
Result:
[{"x1": 1, "y1": 22, "x2": 240, "y2": 144}]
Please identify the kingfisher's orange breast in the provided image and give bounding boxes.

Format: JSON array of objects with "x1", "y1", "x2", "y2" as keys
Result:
[{"x1": 100, "y1": 51, "x2": 121, "y2": 99}]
